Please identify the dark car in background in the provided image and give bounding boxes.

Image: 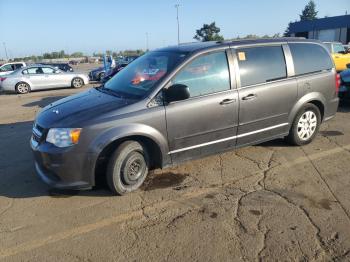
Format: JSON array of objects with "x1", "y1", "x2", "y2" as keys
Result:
[
  {"x1": 339, "y1": 66, "x2": 350, "y2": 99},
  {"x1": 41, "y1": 63, "x2": 73, "y2": 72},
  {"x1": 101, "y1": 63, "x2": 129, "y2": 83},
  {"x1": 89, "y1": 66, "x2": 105, "y2": 81}
]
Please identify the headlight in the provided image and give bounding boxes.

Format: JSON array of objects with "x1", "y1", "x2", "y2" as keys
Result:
[{"x1": 46, "y1": 128, "x2": 82, "y2": 148}]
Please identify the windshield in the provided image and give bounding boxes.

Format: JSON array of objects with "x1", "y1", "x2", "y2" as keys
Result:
[
  {"x1": 333, "y1": 44, "x2": 345, "y2": 53},
  {"x1": 103, "y1": 51, "x2": 188, "y2": 99}
]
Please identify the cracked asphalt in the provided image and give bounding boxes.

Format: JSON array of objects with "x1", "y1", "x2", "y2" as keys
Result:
[{"x1": 1, "y1": 83, "x2": 350, "y2": 261}]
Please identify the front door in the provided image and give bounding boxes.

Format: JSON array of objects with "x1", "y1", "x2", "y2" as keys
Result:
[
  {"x1": 235, "y1": 45, "x2": 297, "y2": 147},
  {"x1": 165, "y1": 50, "x2": 239, "y2": 163}
]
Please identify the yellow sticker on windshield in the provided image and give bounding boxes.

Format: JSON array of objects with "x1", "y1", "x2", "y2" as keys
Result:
[{"x1": 238, "y1": 52, "x2": 246, "y2": 61}]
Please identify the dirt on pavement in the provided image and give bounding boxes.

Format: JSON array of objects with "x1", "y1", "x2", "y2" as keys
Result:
[{"x1": 1, "y1": 84, "x2": 350, "y2": 261}]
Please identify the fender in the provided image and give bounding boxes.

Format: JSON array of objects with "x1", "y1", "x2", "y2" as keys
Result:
[
  {"x1": 288, "y1": 92, "x2": 326, "y2": 124},
  {"x1": 87, "y1": 122, "x2": 171, "y2": 168}
]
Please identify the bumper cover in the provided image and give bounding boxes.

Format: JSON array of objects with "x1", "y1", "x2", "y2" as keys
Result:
[{"x1": 31, "y1": 137, "x2": 95, "y2": 190}]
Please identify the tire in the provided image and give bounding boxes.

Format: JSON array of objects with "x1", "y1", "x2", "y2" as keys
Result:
[
  {"x1": 107, "y1": 141, "x2": 150, "y2": 195},
  {"x1": 98, "y1": 72, "x2": 105, "y2": 81},
  {"x1": 15, "y1": 82, "x2": 30, "y2": 94},
  {"x1": 71, "y1": 77, "x2": 84, "y2": 88},
  {"x1": 286, "y1": 103, "x2": 321, "y2": 146}
]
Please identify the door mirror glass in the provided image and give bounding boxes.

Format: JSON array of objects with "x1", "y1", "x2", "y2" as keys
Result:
[{"x1": 164, "y1": 84, "x2": 190, "y2": 103}]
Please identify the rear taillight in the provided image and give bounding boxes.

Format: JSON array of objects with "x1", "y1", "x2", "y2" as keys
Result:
[
  {"x1": 0, "y1": 77, "x2": 6, "y2": 82},
  {"x1": 335, "y1": 73, "x2": 341, "y2": 94}
]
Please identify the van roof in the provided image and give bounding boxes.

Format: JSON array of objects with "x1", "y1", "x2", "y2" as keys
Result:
[{"x1": 157, "y1": 37, "x2": 322, "y2": 53}]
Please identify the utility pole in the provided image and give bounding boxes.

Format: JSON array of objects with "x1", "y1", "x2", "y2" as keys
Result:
[
  {"x1": 146, "y1": 32, "x2": 149, "y2": 51},
  {"x1": 175, "y1": 4, "x2": 180, "y2": 45},
  {"x1": 3, "y1": 42, "x2": 8, "y2": 61}
]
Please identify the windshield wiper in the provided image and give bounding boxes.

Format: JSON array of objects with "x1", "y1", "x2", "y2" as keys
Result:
[{"x1": 96, "y1": 85, "x2": 124, "y2": 98}]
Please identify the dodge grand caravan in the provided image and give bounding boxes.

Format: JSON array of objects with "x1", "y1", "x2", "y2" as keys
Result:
[{"x1": 31, "y1": 38, "x2": 339, "y2": 195}]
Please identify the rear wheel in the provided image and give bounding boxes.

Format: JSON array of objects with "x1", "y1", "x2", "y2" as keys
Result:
[
  {"x1": 286, "y1": 103, "x2": 321, "y2": 145},
  {"x1": 15, "y1": 82, "x2": 30, "y2": 94},
  {"x1": 71, "y1": 77, "x2": 84, "y2": 88},
  {"x1": 107, "y1": 141, "x2": 149, "y2": 195}
]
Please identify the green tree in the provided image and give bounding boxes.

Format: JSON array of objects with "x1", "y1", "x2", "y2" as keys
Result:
[
  {"x1": 283, "y1": 22, "x2": 293, "y2": 37},
  {"x1": 194, "y1": 22, "x2": 224, "y2": 42},
  {"x1": 299, "y1": 0, "x2": 318, "y2": 21},
  {"x1": 71, "y1": 52, "x2": 84, "y2": 57}
]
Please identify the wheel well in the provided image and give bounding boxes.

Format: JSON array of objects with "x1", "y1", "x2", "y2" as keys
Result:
[
  {"x1": 94, "y1": 135, "x2": 163, "y2": 185},
  {"x1": 308, "y1": 100, "x2": 324, "y2": 121},
  {"x1": 16, "y1": 81, "x2": 30, "y2": 87}
]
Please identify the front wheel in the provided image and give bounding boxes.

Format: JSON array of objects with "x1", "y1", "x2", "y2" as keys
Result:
[
  {"x1": 107, "y1": 141, "x2": 149, "y2": 195},
  {"x1": 286, "y1": 103, "x2": 321, "y2": 146}
]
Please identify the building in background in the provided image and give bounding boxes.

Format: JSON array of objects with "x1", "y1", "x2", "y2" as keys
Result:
[{"x1": 289, "y1": 15, "x2": 350, "y2": 44}]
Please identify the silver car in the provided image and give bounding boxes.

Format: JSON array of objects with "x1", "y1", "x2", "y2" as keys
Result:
[{"x1": 0, "y1": 65, "x2": 89, "y2": 94}]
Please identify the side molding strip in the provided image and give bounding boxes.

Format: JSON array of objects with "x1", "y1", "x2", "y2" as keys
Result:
[{"x1": 168, "y1": 123, "x2": 289, "y2": 154}]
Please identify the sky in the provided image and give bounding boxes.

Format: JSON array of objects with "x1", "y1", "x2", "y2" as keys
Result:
[{"x1": 0, "y1": 0, "x2": 349, "y2": 59}]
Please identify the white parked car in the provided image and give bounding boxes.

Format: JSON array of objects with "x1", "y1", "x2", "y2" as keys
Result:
[
  {"x1": 0, "y1": 65, "x2": 89, "y2": 94},
  {"x1": 0, "y1": 62, "x2": 26, "y2": 76}
]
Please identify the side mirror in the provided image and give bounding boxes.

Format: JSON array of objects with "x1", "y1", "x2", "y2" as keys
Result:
[
  {"x1": 338, "y1": 51, "x2": 346, "y2": 54},
  {"x1": 164, "y1": 84, "x2": 190, "y2": 103}
]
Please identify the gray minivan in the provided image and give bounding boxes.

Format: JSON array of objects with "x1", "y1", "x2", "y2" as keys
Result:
[{"x1": 31, "y1": 38, "x2": 339, "y2": 195}]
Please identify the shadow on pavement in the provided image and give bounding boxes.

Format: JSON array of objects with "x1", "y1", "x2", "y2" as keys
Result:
[
  {"x1": 338, "y1": 99, "x2": 350, "y2": 113},
  {"x1": 22, "y1": 96, "x2": 66, "y2": 108},
  {"x1": 0, "y1": 120, "x2": 113, "y2": 199}
]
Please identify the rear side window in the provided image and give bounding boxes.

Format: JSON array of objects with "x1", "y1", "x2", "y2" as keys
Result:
[
  {"x1": 172, "y1": 51, "x2": 230, "y2": 97},
  {"x1": 236, "y1": 46, "x2": 287, "y2": 87},
  {"x1": 289, "y1": 43, "x2": 333, "y2": 76}
]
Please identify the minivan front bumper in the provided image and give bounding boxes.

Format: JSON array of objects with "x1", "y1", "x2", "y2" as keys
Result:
[{"x1": 31, "y1": 137, "x2": 95, "y2": 190}]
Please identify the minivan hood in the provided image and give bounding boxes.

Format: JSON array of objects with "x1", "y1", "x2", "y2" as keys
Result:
[{"x1": 37, "y1": 88, "x2": 132, "y2": 127}]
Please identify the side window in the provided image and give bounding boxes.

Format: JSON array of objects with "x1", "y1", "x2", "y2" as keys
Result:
[
  {"x1": 15, "y1": 64, "x2": 23, "y2": 69},
  {"x1": 172, "y1": 51, "x2": 230, "y2": 98},
  {"x1": 42, "y1": 67, "x2": 55, "y2": 74},
  {"x1": 22, "y1": 69, "x2": 28, "y2": 75},
  {"x1": 289, "y1": 43, "x2": 333, "y2": 76},
  {"x1": 237, "y1": 46, "x2": 287, "y2": 87},
  {"x1": 27, "y1": 67, "x2": 41, "y2": 74}
]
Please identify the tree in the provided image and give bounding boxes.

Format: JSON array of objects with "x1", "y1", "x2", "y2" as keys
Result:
[
  {"x1": 299, "y1": 0, "x2": 318, "y2": 21},
  {"x1": 194, "y1": 22, "x2": 224, "y2": 42},
  {"x1": 283, "y1": 22, "x2": 292, "y2": 37}
]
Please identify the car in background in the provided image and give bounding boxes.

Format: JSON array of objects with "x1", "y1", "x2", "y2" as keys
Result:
[
  {"x1": 41, "y1": 63, "x2": 74, "y2": 72},
  {"x1": 101, "y1": 63, "x2": 129, "y2": 83},
  {"x1": 0, "y1": 62, "x2": 26, "y2": 76},
  {"x1": 0, "y1": 65, "x2": 89, "y2": 94},
  {"x1": 89, "y1": 66, "x2": 106, "y2": 81},
  {"x1": 69, "y1": 60, "x2": 79, "y2": 65},
  {"x1": 324, "y1": 42, "x2": 350, "y2": 71}
]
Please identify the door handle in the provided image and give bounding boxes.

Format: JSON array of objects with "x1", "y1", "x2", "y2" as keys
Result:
[
  {"x1": 242, "y1": 94, "x2": 257, "y2": 101},
  {"x1": 220, "y1": 98, "x2": 236, "y2": 105}
]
